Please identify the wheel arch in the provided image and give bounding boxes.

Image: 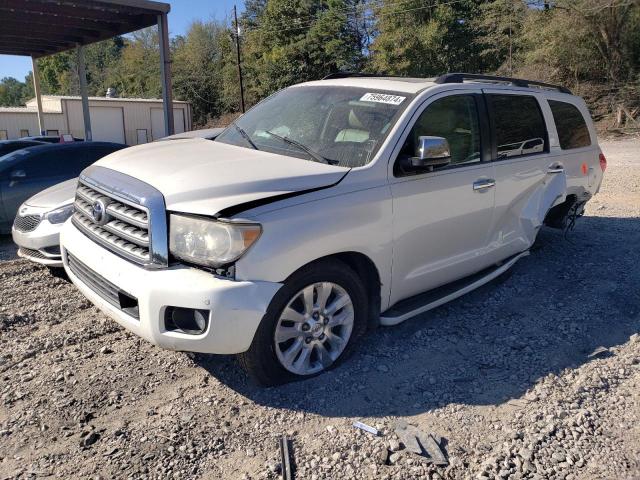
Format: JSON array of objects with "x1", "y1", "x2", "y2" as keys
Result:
[{"x1": 283, "y1": 251, "x2": 382, "y2": 330}]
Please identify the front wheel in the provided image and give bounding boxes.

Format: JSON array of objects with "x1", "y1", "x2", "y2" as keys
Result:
[{"x1": 238, "y1": 259, "x2": 368, "y2": 386}]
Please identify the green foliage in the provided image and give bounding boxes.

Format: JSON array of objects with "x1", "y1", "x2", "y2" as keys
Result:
[
  {"x1": 1, "y1": 1, "x2": 638, "y2": 122},
  {"x1": 0, "y1": 77, "x2": 30, "y2": 106},
  {"x1": 369, "y1": 0, "x2": 487, "y2": 76},
  {"x1": 473, "y1": 0, "x2": 528, "y2": 75},
  {"x1": 172, "y1": 21, "x2": 229, "y2": 124},
  {"x1": 107, "y1": 29, "x2": 162, "y2": 98},
  {"x1": 241, "y1": 0, "x2": 365, "y2": 103}
]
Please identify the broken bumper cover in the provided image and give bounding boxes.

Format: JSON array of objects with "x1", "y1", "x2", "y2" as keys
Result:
[{"x1": 60, "y1": 221, "x2": 282, "y2": 354}]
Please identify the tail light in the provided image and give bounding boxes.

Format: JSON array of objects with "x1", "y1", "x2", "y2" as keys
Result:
[{"x1": 599, "y1": 152, "x2": 607, "y2": 172}]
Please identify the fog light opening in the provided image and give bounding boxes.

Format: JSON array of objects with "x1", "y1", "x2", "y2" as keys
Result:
[{"x1": 165, "y1": 307, "x2": 209, "y2": 335}]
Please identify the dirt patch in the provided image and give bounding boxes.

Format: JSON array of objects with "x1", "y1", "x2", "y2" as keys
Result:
[{"x1": 0, "y1": 140, "x2": 639, "y2": 480}]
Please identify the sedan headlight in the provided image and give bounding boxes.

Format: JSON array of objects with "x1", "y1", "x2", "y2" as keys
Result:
[
  {"x1": 169, "y1": 214, "x2": 261, "y2": 267},
  {"x1": 46, "y1": 204, "x2": 74, "y2": 224}
]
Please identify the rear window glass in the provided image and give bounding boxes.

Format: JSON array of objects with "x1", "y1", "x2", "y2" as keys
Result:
[
  {"x1": 548, "y1": 100, "x2": 591, "y2": 149},
  {"x1": 488, "y1": 94, "x2": 548, "y2": 159}
]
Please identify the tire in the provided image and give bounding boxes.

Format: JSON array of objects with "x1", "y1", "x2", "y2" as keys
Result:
[{"x1": 238, "y1": 259, "x2": 369, "y2": 386}]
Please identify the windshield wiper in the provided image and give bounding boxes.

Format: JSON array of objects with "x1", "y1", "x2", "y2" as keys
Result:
[
  {"x1": 232, "y1": 122, "x2": 258, "y2": 150},
  {"x1": 265, "y1": 130, "x2": 333, "y2": 165}
]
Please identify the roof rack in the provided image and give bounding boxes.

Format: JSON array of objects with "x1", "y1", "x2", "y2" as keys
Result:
[
  {"x1": 322, "y1": 72, "x2": 397, "y2": 80},
  {"x1": 434, "y1": 73, "x2": 572, "y2": 94}
]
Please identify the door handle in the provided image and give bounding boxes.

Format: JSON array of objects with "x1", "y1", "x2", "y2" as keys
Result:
[
  {"x1": 547, "y1": 164, "x2": 564, "y2": 174},
  {"x1": 473, "y1": 179, "x2": 495, "y2": 191}
]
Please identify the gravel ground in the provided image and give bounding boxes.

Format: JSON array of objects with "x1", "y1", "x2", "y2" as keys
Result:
[{"x1": 1, "y1": 138, "x2": 639, "y2": 480}]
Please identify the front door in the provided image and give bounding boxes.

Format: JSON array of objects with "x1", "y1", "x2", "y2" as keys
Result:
[{"x1": 388, "y1": 92, "x2": 496, "y2": 306}]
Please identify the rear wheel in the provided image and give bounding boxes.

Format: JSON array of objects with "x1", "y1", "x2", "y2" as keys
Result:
[{"x1": 238, "y1": 259, "x2": 368, "y2": 386}]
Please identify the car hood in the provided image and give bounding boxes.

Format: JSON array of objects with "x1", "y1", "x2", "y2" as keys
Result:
[
  {"x1": 25, "y1": 178, "x2": 77, "y2": 209},
  {"x1": 95, "y1": 138, "x2": 349, "y2": 216}
]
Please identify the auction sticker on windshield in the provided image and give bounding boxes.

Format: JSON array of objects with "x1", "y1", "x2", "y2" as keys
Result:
[{"x1": 360, "y1": 92, "x2": 406, "y2": 105}]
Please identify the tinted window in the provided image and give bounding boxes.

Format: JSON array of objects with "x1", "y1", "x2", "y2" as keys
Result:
[
  {"x1": 398, "y1": 95, "x2": 482, "y2": 169},
  {"x1": 488, "y1": 94, "x2": 548, "y2": 159},
  {"x1": 25, "y1": 150, "x2": 73, "y2": 177},
  {"x1": 549, "y1": 100, "x2": 591, "y2": 149},
  {"x1": 0, "y1": 142, "x2": 34, "y2": 156}
]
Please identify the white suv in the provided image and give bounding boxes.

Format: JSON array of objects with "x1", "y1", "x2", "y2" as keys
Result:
[{"x1": 60, "y1": 73, "x2": 605, "y2": 385}]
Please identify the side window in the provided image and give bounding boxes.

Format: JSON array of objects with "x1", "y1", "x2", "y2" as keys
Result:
[
  {"x1": 488, "y1": 94, "x2": 548, "y2": 159},
  {"x1": 397, "y1": 95, "x2": 482, "y2": 172},
  {"x1": 548, "y1": 100, "x2": 591, "y2": 149},
  {"x1": 16, "y1": 152, "x2": 55, "y2": 177}
]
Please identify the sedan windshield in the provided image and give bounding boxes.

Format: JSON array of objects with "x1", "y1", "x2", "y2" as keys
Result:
[{"x1": 215, "y1": 86, "x2": 413, "y2": 167}]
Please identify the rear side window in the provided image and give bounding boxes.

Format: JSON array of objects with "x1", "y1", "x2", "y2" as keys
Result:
[
  {"x1": 488, "y1": 94, "x2": 548, "y2": 159},
  {"x1": 548, "y1": 100, "x2": 591, "y2": 149}
]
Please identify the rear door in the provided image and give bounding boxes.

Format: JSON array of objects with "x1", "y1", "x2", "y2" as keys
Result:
[
  {"x1": 546, "y1": 98, "x2": 600, "y2": 193},
  {"x1": 482, "y1": 90, "x2": 566, "y2": 263},
  {"x1": 388, "y1": 91, "x2": 496, "y2": 305}
]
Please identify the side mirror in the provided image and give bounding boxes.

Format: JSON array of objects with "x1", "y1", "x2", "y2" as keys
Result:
[
  {"x1": 407, "y1": 136, "x2": 451, "y2": 171},
  {"x1": 10, "y1": 169, "x2": 26, "y2": 180}
]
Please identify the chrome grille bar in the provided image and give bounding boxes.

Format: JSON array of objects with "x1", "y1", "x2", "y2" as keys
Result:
[{"x1": 71, "y1": 166, "x2": 168, "y2": 269}]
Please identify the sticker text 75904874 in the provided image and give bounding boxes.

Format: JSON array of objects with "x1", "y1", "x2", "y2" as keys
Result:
[{"x1": 360, "y1": 92, "x2": 406, "y2": 106}]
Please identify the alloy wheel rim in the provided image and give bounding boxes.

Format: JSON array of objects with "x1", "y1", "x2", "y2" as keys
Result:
[{"x1": 274, "y1": 282, "x2": 354, "y2": 376}]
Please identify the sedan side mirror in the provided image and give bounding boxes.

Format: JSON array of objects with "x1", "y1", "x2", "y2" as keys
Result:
[
  {"x1": 407, "y1": 136, "x2": 451, "y2": 171},
  {"x1": 10, "y1": 169, "x2": 26, "y2": 180}
]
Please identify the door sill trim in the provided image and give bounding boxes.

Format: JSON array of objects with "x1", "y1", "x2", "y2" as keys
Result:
[{"x1": 380, "y1": 251, "x2": 529, "y2": 326}]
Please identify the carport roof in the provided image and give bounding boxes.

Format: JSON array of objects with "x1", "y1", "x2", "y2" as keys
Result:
[{"x1": 0, "y1": 0, "x2": 170, "y2": 58}]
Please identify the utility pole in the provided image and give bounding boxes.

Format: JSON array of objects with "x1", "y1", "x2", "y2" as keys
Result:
[
  {"x1": 233, "y1": 5, "x2": 246, "y2": 113},
  {"x1": 508, "y1": 0, "x2": 513, "y2": 76}
]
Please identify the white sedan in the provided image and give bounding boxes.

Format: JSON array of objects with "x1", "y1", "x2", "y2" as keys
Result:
[{"x1": 12, "y1": 178, "x2": 75, "y2": 268}]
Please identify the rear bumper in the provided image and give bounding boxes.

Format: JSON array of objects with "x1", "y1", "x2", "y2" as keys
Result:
[{"x1": 60, "y1": 221, "x2": 282, "y2": 354}]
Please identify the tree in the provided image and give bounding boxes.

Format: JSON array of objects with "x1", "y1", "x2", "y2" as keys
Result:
[
  {"x1": 556, "y1": 0, "x2": 639, "y2": 85},
  {"x1": 106, "y1": 29, "x2": 161, "y2": 98},
  {"x1": 0, "y1": 77, "x2": 29, "y2": 106},
  {"x1": 172, "y1": 21, "x2": 229, "y2": 124},
  {"x1": 473, "y1": 0, "x2": 528, "y2": 75},
  {"x1": 240, "y1": 0, "x2": 365, "y2": 104},
  {"x1": 369, "y1": 0, "x2": 487, "y2": 76}
]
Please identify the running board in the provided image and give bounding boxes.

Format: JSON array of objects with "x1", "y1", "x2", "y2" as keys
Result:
[{"x1": 380, "y1": 251, "x2": 529, "y2": 326}]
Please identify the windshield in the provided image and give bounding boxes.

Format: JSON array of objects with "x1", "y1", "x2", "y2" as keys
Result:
[{"x1": 215, "y1": 86, "x2": 413, "y2": 167}]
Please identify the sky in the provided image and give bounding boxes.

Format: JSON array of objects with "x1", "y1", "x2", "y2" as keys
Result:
[{"x1": 0, "y1": 0, "x2": 245, "y2": 81}]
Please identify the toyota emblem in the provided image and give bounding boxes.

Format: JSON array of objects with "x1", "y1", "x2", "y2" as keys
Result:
[{"x1": 91, "y1": 200, "x2": 108, "y2": 225}]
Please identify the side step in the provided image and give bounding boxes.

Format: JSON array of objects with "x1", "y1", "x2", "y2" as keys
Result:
[{"x1": 380, "y1": 251, "x2": 529, "y2": 326}]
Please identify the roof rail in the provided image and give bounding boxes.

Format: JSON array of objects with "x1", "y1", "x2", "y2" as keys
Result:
[
  {"x1": 322, "y1": 72, "x2": 397, "y2": 80},
  {"x1": 434, "y1": 73, "x2": 572, "y2": 94}
]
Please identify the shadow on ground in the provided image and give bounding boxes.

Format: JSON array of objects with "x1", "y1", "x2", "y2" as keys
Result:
[
  {"x1": 162, "y1": 217, "x2": 637, "y2": 417},
  {"x1": 0, "y1": 233, "x2": 17, "y2": 261}
]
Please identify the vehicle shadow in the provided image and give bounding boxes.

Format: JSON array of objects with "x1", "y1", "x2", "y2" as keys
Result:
[
  {"x1": 0, "y1": 234, "x2": 18, "y2": 261},
  {"x1": 193, "y1": 215, "x2": 640, "y2": 418}
]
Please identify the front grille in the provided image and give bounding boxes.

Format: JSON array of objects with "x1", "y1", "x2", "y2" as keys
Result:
[
  {"x1": 19, "y1": 247, "x2": 47, "y2": 260},
  {"x1": 13, "y1": 214, "x2": 42, "y2": 232},
  {"x1": 67, "y1": 252, "x2": 139, "y2": 319},
  {"x1": 73, "y1": 182, "x2": 151, "y2": 265}
]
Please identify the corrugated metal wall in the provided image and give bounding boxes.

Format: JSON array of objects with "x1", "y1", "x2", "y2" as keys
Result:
[{"x1": 0, "y1": 98, "x2": 191, "y2": 144}]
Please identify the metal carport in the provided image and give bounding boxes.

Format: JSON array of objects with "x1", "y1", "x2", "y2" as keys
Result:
[{"x1": 0, "y1": 0, "x2": 175, "y2": 140}]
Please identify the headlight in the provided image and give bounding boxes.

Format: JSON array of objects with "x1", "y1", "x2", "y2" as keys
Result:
[
  {"x1": 169, "y1": 214, "x2": 261, "y2": 267},
  {"x1": 46, "y1": 204, "x2": 74, "y2": 224}
]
